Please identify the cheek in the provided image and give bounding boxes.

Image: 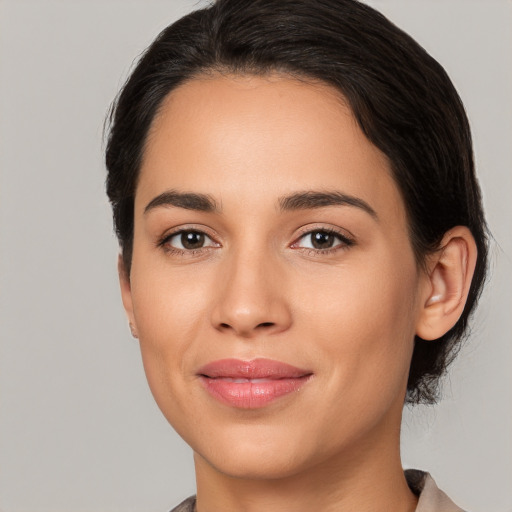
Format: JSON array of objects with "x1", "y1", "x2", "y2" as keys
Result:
[
  {"x1": 299, "y1": 251, "x2": 420, "y2": 412},
  {"x1": 130, "y1": 241, "x2": 214, "y2": 340},
  {"x1": 128, "y1": 256, "x2": 216, "y2": 410}
]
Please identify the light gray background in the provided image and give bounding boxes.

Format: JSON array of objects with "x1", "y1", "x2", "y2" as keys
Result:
[{"x1": 0, "y1": 1, "x2": 510, "y2": 511}]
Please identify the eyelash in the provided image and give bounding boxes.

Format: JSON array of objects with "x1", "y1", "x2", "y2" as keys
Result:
[
  {"x1": 157, "y1": 227, "x2": 219, "y2": 257},
  {"x1": 157, "y1": 227, "x2": 355, "y2": 257},
  {"x1": 291, "y1": 227, "x2": 355, "y2": 256}
]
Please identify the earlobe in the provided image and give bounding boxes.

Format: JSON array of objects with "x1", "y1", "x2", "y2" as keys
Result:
[
  {"x1": 416, "y1": 227, "x2": 477, "y2": 341},
  {"x1": 118, "y1": 254, "x2": 138, "y2": 338}
]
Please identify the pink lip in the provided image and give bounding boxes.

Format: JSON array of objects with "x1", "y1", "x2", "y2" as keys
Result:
[{"x1": 197, "y1": 358, "x2": 313, "y2": 409}]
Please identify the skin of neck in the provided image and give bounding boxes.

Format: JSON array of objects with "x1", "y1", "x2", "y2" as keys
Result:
[{"x1": 193, "y1": 395, "x2": 418, "y2": 512}]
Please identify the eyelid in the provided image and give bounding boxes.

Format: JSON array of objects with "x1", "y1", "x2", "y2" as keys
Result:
[
  {"x1": 156, "y1": 223, "x2": 354, "y2": 256},
  {"x1": 167, "y1": 231, "x2": 217, "y2": 249},
  {"x1": 157, "y1": 225, "x2": 221, "y2": 250},
  {"x1": 288, "y1": 226, "x2": 355, "y2": 258},
  {"x1": 291, "y1": 224, "x2": 355, "y2": 245}
]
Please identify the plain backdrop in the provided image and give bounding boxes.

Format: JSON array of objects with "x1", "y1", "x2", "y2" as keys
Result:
[{"x1": 0, "y1": 1, "x2": 511, "y2": 511}]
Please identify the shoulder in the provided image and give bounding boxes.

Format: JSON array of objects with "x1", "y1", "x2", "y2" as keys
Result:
[
  {"x1": 405, "y1": 469, "x2": 467, "y2": 512},
  {"x1": 169, "y1": 495, "x2": 196, "y2": 512}
]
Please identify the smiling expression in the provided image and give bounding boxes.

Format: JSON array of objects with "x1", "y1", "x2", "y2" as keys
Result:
[{"x1": 120, "y1": 74, "x2": 429, "y2": 479}]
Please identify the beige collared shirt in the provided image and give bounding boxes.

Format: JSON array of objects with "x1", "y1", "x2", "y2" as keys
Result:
[
  {"x1": 406, "y1": 470, "x2": 465, "y2": 512},
  {"x1": 170, "y1": 470, "x2": 466, "y2": 512}
]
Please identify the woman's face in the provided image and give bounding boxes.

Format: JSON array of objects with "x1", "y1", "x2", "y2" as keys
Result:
[{"x1": 121, "y1": 74, "x2": 430, "y2": 479}]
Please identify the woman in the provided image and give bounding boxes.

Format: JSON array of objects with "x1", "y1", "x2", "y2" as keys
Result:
[{"x1": 105, "y1": 0, "x2": 488, "y2": 510}]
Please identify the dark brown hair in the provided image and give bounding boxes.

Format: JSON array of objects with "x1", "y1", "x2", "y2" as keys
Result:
[{"x1": 105, "y1": 0, "x2": 488, "y2": 404}]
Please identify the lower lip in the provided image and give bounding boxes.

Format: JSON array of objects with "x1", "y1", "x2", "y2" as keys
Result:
[{"x1": 200, "y1": 376, "x2": 311, "y2": 409}]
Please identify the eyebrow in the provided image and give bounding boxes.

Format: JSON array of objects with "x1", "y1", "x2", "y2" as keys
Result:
[
  {"x1": 144, "y1": 189, "x2": 377, "y2": 219},
  {"x1": 144, "y1": 190, "x2": 220, "y2": 214},
  {"x1": 279, "y1": 191, "x2": 378, "y2": 219}
]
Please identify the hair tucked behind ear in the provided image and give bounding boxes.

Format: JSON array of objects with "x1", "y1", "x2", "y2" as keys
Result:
[{"x1": 105, "y1": 0, "x2": 488, "y2": 404}]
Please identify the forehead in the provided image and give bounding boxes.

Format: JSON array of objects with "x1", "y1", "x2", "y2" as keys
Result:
[{"x1": 137, "y1": 73, "x2": 404, "y2": 224}]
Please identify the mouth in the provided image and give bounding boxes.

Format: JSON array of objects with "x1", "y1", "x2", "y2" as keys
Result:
[{"x1": 197, "y1": 358, "x2": 313, "y2": 409}]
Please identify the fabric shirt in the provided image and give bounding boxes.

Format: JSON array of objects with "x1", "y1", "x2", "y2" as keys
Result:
[{"x1": 169, "y1": 470, "x2": 466, "y2": 512}]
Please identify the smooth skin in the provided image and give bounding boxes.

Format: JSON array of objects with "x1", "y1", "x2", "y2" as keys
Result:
[{"x1": 119, "y1": 74, "x2": 477, "y2": 512}]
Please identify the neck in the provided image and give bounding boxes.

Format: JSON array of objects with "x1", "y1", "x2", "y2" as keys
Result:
[{"x1": 193, "y1": 416, "x2": 417, "y2": 512}]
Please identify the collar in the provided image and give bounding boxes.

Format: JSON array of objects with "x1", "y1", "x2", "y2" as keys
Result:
[{"x1": 405, "y1": 469, "x2": 466, "y2": 512}]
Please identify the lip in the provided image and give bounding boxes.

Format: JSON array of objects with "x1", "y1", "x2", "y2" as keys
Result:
[{"x1": 197, "y1": 358, "x2": 313, "y2": 409}]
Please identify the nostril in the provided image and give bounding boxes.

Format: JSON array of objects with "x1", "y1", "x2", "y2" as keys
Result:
[{"x1": 218, "y1": 322, "x2": 274, "y2": 330}]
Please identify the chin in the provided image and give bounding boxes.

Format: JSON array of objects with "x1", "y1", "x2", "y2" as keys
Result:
[
  {"x1": 197, "y1": 442, "x2": 311, "y2": 481},
  {"x1": 188, "y1": 417, "x2": 336, "y2": 481}
]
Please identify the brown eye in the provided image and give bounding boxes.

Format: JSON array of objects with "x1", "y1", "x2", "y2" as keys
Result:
[
  {"x1": 294, "y1": 229, "x2": 353, "y2": 252},
  {"x1": 163, "y1": 230, "x2": 217, "y2": 252},
  {"x1": 310, "y1": 231, "x2": 337, "y2": 249},
  {"x1": 180, "y1": 231, "x2": 205, "y2": 249}
]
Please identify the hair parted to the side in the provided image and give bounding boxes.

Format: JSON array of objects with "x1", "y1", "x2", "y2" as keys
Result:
[{"x1": 105, "y1": 0, "x2": 488, "y2": 404}]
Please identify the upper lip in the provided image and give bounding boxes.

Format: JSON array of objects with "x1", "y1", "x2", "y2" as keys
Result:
[{"x1": 197, "y1": 358, "x2": 312, "y2": 379}]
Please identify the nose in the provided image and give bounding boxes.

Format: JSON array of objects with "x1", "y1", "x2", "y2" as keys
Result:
[{"x1": 210, "y1": 248, "x2": 292, "y2": 338}]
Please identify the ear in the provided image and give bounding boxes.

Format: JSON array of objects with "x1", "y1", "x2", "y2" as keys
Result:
[
  {"x1": 416, "y1": 226, "x2": 477, "y2": 341},
  {"x1": 118, "y1": 254, "x2": 138, "y2": 339}
]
